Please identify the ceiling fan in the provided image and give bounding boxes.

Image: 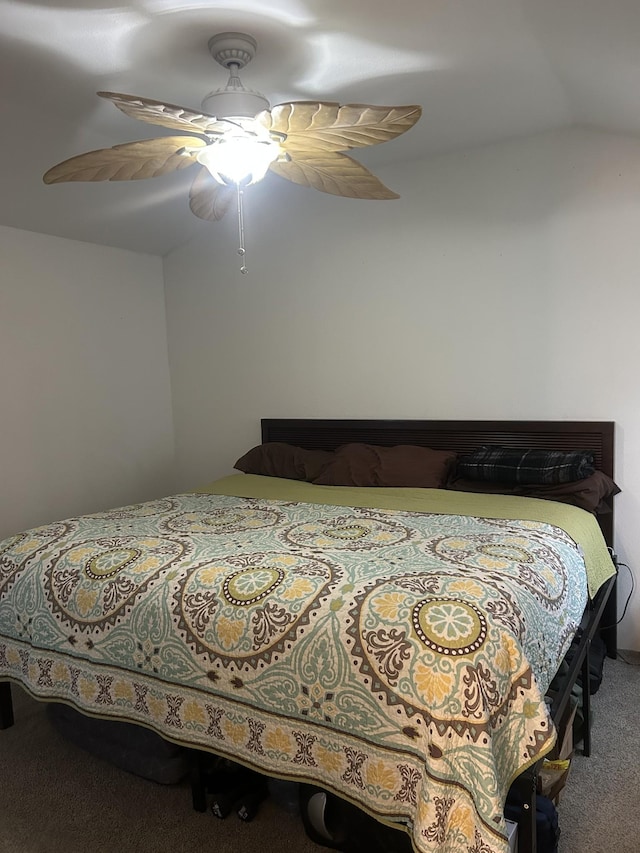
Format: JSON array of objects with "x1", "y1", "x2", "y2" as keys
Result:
[{"x1": 43, "y1": 33, "x2": 422, "y2": 269}]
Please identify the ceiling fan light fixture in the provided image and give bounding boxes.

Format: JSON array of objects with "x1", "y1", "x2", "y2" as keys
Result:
[{"x1": 196, "y1": 127, "x2": 281, "y2": 185}]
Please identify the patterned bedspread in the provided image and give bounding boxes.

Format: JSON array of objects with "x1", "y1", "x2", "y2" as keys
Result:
[{"x1": 0, "y1": 487, "x2": 596, "y2": 853}]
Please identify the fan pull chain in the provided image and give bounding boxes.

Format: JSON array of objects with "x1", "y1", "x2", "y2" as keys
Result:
[{"x1": 236, "y1": 183, "x2": 248, "y2": 274}]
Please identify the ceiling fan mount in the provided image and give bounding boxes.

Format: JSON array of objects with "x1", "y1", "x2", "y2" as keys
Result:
[
  {"x1": 207, "y1": 32, "x2": 258, "y2": 71},
  {"x1": 201, "y1": 32, "x2": 270, "y2": 119}
]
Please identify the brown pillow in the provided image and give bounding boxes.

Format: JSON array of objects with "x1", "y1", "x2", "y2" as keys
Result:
[
  {"x1": 234, "y1": 443, "x2": 334, "y2": 481},
  {"x1": 312, "y1": 443, "x2": 457, "y2": 488},
  {"x1": 446, "y1": 470, "x2": 621, "y2": 514}
]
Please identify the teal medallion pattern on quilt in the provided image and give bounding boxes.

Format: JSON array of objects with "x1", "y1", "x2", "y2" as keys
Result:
[
  {"x1": 173, "y1": 550, "x2": 342, "y2": 668},
  {"x1": 0, "y1": 491, "x2": 590, "y2": 853}
]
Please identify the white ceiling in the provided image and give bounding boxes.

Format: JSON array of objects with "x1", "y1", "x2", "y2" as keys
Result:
[{"x1": 2, "y1": 0, "x2": 640, "y2": 256}]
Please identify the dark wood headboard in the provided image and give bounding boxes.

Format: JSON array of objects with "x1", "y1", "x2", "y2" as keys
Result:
[{"x1": 261, "y1": 419, "x2": 615, "y2": 547}]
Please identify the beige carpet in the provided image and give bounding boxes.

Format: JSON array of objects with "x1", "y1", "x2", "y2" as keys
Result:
[
  {"x1": 558, "y1": 653, "x2": 640, "y2": 853},
  {"x1": 0, "y1": 685, "x2": 317, "y2": 853},
  {"x1": 1, "y1": 656, "x2": 639, "y2": 853}
]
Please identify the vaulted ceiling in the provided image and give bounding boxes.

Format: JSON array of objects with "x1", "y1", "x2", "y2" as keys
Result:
[{"x1": 2, "y1": 0, "x2": 640, "y2": 256}]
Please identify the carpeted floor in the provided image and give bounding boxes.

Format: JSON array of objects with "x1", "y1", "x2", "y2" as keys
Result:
[
  {"x1": 1, "y1": 656, "x2": 638, "y2": 853},
  {"x1": 557, "y1": 653, "x2": 640, "y2": 852},
  {"x1": 0, "y1": 685, "x2": 317, "y2": 853}
]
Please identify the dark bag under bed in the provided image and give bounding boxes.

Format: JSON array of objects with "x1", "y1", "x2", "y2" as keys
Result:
[{"x1": 46, "y1": 702, "x2": 190, "y2": 784}]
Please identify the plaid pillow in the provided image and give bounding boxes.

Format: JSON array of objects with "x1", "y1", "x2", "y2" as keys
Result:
[{"x1": 456, "y1": 446, "x2": 596, "y2": 485}]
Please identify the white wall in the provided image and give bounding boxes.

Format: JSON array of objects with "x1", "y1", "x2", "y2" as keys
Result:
[
  {"x1": 164, "y1": 126, "x2": 640, "y2": 651},
  {"x1": 0, "y1": 226, "x2": 175, "y2": 538}
]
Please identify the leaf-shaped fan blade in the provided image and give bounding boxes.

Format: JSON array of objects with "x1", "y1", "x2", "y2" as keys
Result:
[
  {"x1": 258, "y1": 102, "x2": 422, "y2": 154},
  {"x1": 189, "y1": 168, "x2": 236, "y2": 222},
  {"x1": 43, "y1": 137, "x2": 206, "y2": 183},
  {"x1": 98, "y1": 92, "x2": 226, "y2": 135},
  {"x1": 269, "y1": 151, "x2": 399, "y2": 199}
]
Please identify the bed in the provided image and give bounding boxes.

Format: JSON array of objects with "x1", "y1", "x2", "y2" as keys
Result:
[{"x1": 0, "y1": 419, "x2": 618, "y2": 853}]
